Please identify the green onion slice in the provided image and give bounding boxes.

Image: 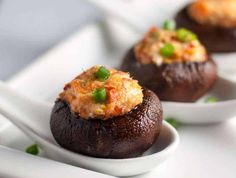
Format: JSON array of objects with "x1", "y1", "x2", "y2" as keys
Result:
[
  {"x1": 165, "y1": 118, "x2": 180, "y2": 129},
  {"x1": 93, "y1": 88, "x2": 107, "y2": 103},
  {"x1": 177, "y1": 28, "x2": 198, "y2": 42},
  {"x1": 160, "y1": 43, "x2": 175, "y2": 57},
  {"x1": 26, "y1": 144, "x2": 39, "y2": 155},
  {"x1": 205, "y1": 96, "x2": 218, "y2": 103},
  {"x1": 95, "y1": 66, "x2": 110, "y2": 81},
  {"x1": 163, "y1": 20, "x2": 176, "y2": 30}
]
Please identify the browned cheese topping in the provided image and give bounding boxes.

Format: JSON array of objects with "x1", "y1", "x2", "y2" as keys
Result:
[
  {"x1": 188, "y1": 0, "x2": 236, "y2": 28},
  {"x1": 60, "y1": 66, "x2": 143, "y2": 120},
  {"x1": 134, "y1": 27, "x2": 208, "y2": 65}
]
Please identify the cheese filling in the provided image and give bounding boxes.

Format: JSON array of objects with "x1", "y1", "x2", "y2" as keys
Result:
[
  {"x1": 188, "y1": 0, "x2": 236, "y2": 28},
  {"x1": 59, "y1": 66, "x2": 143, "y2": 120},
  {"x1": 134, "y1": 27, "x2": 208, "y2": 65}
]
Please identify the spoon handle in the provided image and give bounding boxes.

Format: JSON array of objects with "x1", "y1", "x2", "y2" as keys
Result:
[
  {"x1": 0, "y1": 81, "x2": 52, "y2": 139},
  {"x1": 0, "y1": 145, "x2": 113, "y2": 178}
]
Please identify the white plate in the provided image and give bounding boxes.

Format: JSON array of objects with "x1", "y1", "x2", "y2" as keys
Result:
[{"x1": 1, "y1": 11, "x2": 236, "y2": 178}]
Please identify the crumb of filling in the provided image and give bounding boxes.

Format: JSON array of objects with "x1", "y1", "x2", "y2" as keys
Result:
[{"x1": 59, "y1": 66, "x2": 143, "y2": 120}]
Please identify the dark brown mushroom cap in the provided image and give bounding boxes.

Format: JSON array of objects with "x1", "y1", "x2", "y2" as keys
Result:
[
  {"x1": 175, "y1": 6, "x2": 236, "y2": 53},
  {"x1": 121, "y1": 48, "x2": 217, "y2": 102},
  {"x1": 50, "y1": 88, "x2": 163, "y2": 159}
]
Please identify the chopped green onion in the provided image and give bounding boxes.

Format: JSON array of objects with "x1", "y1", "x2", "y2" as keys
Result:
[
  {"x1": 26, "y1": 144, "x2": 39, "y2": 155},
  {"x1": 163, "y1": 20, "x2": 176, "y2": 30},
  {"x1": 95, "y1": 66, "x2": 110, "y2": 81},
  {"x1": 93, "y1": 88, "x2": 107, "y2": 103},
  {"x1": 165, "y1": 118, "x2": 180, "y2": 129},
  {"x1": 205, "y1": 96, "x2": 218, "y2": 103},
  {"x1": 177, "y1": 28, "x2": 197, "y2": 42},
  {"x1": 160, "y1": 43, "x2": 175, "y2": 57}
]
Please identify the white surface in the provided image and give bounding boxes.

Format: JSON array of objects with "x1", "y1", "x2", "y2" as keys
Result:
[
  {"x1": 0, "y1": 81, "x2": 179, "y2": 177},
  {"x1": 0, "y1": 1, "x2": 236, "y2": 177}
]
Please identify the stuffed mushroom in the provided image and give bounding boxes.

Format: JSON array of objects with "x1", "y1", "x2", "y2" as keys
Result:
[
  {"x1": 50, "y1": 66, "x2": 163, "y2": 159},
  {"x1": 121, "y1": 26, "x2": 217, "y2": 102},
  {"x1": 175, "y1": 0, "x2": 236, "y2": 52}
]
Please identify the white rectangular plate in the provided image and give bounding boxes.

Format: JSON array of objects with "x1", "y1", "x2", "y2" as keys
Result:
[{"x1": 1, "y1": 16, "x2": 236, "y2": 178}]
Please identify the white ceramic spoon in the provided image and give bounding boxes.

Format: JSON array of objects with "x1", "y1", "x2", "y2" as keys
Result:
[
  {"x1": 86, "y1": 0, "x2": 189, "y2": 33},
  {"x1": 86, "y1": 0, "x2": 148, "y2": 33},
  {"x1": 163, "y1": 76, "x2": 236, "y2": 124},
  {"x1": 0, "y1": 145, "x2": 114, "y2": 178},
  {"x1": 0, "y1": 81, "x2": 179, "y2": 177}
]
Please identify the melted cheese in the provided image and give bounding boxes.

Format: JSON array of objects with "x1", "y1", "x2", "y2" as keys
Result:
[
  {"x1": 135, "y1": 27, "x2": 207, "y2": 65},
  {"x1": 188, "y1": 0, "x2": 236, "y2": 28},
  {"x1": 60, "y1": 66, "x2": 143, "y2": 120}
]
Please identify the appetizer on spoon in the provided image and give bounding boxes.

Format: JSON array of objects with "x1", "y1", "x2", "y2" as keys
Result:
[
  {"x1": 0, "y1": 66, "x2": 179, "y2": 177},
  {"x1": 121, "y1": 24, "x2": 217, "y2": 102},
  {"x1": 51, "y1": 66, "x2": 163, "y2": 158},
  {"x1": 120, "y1": 22, "x2": 236, "y2": 123},
  {"x1": 175, "y1": 0, "x2": 236, "y2": 52}
]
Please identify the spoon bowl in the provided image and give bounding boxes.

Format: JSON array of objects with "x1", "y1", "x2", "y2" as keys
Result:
[
  {"x1": 41, "y1": 121, "x2": 178, "y2": 177},
  {"x1": 0, "y1": 81, "x2": 179, "y2": 177},
  {"x1": 163, "y1": 76, "x2": 236, "y2": 124}
]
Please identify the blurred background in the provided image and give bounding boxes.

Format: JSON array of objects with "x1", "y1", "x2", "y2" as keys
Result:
[{"x1": 0, "y1": 0, "x2": 101, "y2": 80}]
